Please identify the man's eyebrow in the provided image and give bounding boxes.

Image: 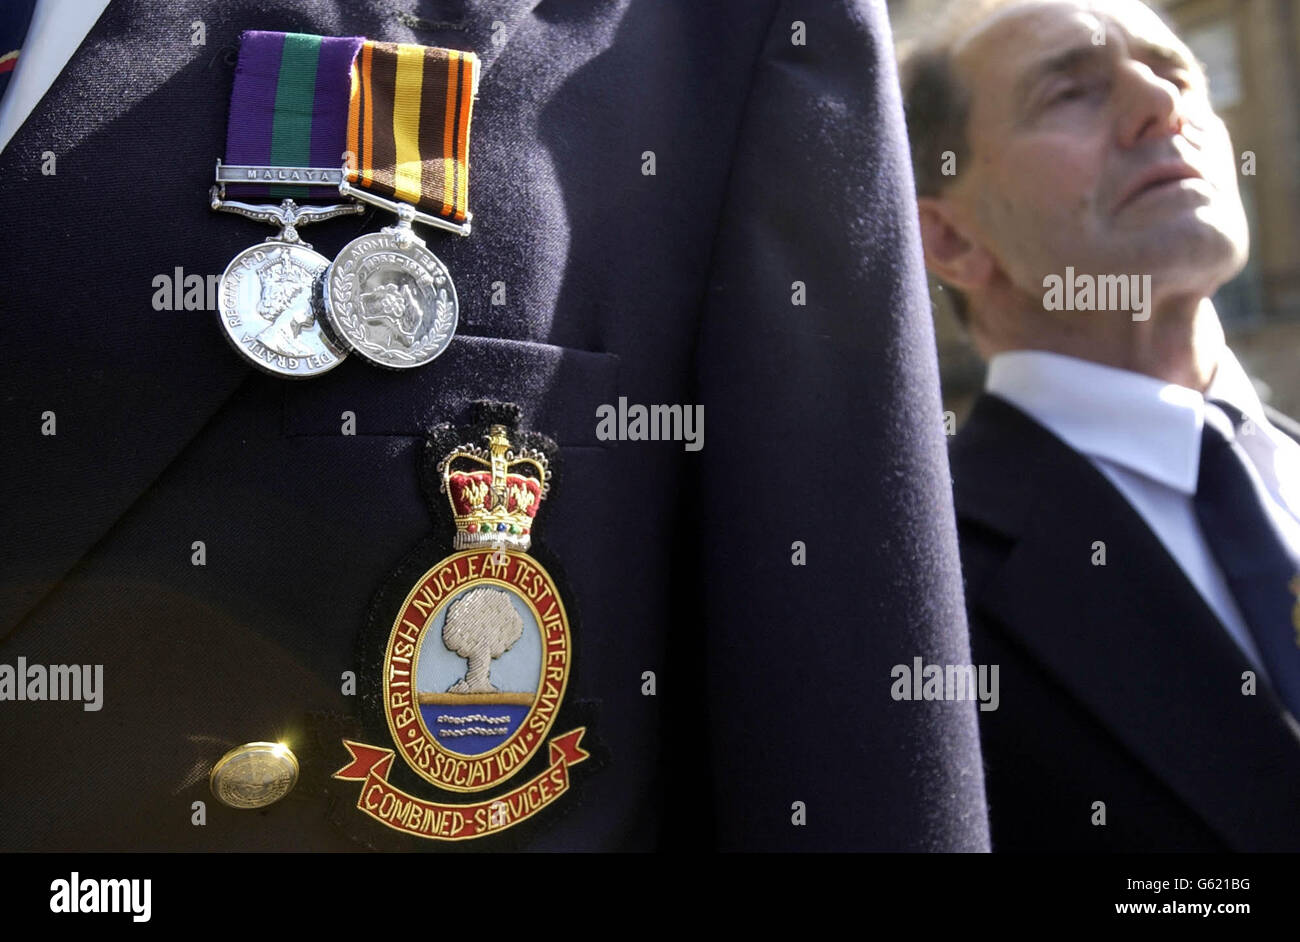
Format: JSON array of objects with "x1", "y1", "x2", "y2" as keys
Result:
[
  {"x1": 1013, "y1": 38, "x2": 1201, "y2": 109},
  {"x1": 1132, "y1": 37, "x2": 1201, "y2": 77}
]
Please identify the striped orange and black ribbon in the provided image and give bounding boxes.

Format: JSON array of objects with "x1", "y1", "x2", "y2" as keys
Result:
[{"x1": 347, "y1": 42, "x2": 479, "y2": 223}]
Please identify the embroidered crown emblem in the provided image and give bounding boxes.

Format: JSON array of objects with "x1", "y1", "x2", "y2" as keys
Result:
[{"x1": 437, "y1": 423, "x2": 550, "y2": 551}]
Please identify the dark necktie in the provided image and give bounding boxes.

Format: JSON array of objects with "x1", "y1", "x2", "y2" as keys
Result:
[
  {"x1": 1194, "y1": 401, "x2": 1300, "y2": 718},
  {"x1": 0, "y1": 0, "x2": 36, "y2": 102}
]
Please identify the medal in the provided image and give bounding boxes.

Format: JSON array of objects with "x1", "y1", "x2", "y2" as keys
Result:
[
  {"x1": 207, "y1": 32, "x2": 479, "y2": 377},
  {"x1": 210, "y1": 32, "x2": 366, "y2": 378},
  {"x1": 323, "y1": 41, "x2": 479, "y2": 370},
  {"x1": 210, "y1": 191, "x2": 361, "y2": 378},
  {"x1": 334, "y1": 405, "x2": 596, "y2": 842}
]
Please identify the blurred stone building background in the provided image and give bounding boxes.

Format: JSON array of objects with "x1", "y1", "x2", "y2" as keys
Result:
[{"x1": 888, "y1": 0, "x2": 1300, "y2": 424}]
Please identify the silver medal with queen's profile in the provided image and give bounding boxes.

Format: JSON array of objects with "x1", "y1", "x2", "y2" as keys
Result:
[
  {"x1": 216, "y1": 242, "x2": 347, "y2": 378},
  {"x1": 323, "y1": 208, "x2": 458, "y2": 370},
  {"x1": 209, "y1": 188, "x2": 364, "y2": 379}
]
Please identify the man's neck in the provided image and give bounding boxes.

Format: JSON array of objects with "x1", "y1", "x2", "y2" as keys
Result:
[{"x1": 976, "y1": 295, "x2": 1225, "y2": 392}]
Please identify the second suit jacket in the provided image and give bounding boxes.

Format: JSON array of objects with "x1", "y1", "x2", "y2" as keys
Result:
[{"x1": 952, "y1": 393, "x2": 1300, "y2": 852}]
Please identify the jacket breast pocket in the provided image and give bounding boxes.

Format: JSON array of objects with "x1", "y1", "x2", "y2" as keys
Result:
[{"x1": 281, "y1": 335, "x2": 620, "y2": 447}]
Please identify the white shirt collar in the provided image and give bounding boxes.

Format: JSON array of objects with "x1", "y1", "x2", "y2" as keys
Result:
[
  {"x1": 0, "y1": 0, "x2": 112, "y2": 154},
  {"x1": 985, "y1": 348, "x2": 1268, "y2": 496}
]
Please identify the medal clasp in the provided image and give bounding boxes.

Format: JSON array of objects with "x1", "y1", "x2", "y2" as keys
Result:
[
  {"x1": 209, "y1": 186, "x2": 364, "y2": 251},
  {"x1": 338, "y1": 171, "x2": 472, "y2": 239}
]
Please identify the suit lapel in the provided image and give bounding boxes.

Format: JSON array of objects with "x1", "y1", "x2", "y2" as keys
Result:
[
  {"x1": 0, "y1": 1, "x2": 254, "y2": 640},
  {"x1": 955, "y1": 395, "x2": 1300, "y2": 851}
]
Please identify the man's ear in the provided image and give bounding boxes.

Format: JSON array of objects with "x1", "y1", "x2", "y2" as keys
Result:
[{"x1": 917, "y1": 195, "x2": 997, "y2": 294}]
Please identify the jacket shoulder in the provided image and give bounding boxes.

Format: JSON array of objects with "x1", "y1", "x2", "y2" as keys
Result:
[{"x1": 1265, "y1": 404, "x2": 1300, "y2": 445}]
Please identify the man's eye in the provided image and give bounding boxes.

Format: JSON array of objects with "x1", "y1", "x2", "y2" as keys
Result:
[
  {"x1": 1046, "y1": 78, "x2": 1108, "y2": 107},
  {"x1": 1048, "y1": 83, "x2": 1093, "y2": 105}
]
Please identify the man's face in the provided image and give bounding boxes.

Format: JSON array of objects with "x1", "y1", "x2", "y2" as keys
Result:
[{"x1": 948, "y1": 0, "x2": 1248, "y2": 304}]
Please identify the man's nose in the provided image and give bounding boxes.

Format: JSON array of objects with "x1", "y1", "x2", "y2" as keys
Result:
[{"x1": 1115, "y1": 61, "x2": 1187, "y2": 149}]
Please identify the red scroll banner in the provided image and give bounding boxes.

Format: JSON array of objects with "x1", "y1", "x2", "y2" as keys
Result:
[{"x1": 335, "y1": 729, "x2": 588, "y2": 840}]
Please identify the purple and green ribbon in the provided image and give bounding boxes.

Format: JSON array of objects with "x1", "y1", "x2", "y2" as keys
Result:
[{"x1": 224, "y1": 30, "x2": 364, "y2": 198}]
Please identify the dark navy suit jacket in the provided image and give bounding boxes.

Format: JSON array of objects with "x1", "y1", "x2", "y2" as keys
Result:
[
  {"x1": 953, "y1": 393, "x2": 1300, "y2": 851},
  {"x1": 0, "y1": 0, "x2": 988, "y2": 851}
]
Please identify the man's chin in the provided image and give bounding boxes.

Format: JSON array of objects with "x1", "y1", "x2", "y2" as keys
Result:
[{"x1": 1109, "y1": 223, "x2": 1246, "y2": 283}]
